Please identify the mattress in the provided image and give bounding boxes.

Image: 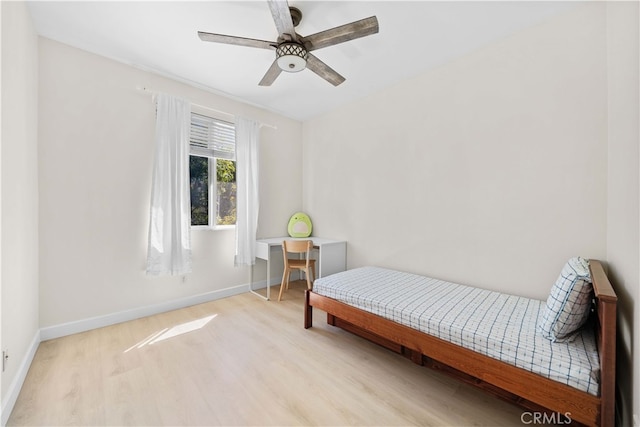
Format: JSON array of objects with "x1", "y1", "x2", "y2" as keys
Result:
[{"x1": 313, "y1": 266, "x2": 600, "y2": 396}]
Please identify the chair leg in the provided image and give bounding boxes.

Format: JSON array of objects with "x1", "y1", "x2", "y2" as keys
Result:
[
  {"x1": 304, "y1": 263, "x2": 316, "y2": 290},
  {"x1": 305, "y1": 267, "x2": 312, "y2": 290},
  {"x1": 278, "y1": 268, "x2": 289, "y2": 301}
]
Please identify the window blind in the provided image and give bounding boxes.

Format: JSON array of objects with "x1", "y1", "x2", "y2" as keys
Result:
[{"x1": 190, "y1": 113, "x2": 236, "y2": 160}]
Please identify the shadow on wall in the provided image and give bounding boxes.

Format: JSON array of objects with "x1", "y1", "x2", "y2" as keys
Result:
[{"x1": 607, "y1": 265, "x2": 634, "y2": 427}]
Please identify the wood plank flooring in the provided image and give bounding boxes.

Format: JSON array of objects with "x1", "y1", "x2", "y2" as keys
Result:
[{"x1": 8, "y1": 282, "x2": 525, "y2": 426}]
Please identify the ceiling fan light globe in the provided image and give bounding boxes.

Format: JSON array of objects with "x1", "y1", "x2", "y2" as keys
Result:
[
  {"x1": 277, "y1": 55, "x2": 306, "y2": 72},
  {"x1": 276, "y1": 43, "x2": 307, "y2": 73}
]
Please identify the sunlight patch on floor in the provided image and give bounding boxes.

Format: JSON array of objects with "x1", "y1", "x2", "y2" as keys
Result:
[{"x1": 124, "y1": 314, "x2": 217, "y2": 352}]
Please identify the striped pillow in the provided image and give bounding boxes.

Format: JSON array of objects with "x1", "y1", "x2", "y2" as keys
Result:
[{"x1": 538, "y1": 257, "x2": 593, "y2": 342}]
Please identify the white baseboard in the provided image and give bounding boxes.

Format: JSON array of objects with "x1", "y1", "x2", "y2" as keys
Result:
[
  {"x1": 1, "y1": 330, "x2": 40, "y2": 427},
  {"x1": 2, "y1": 279, "x2": 274, "y2": 425},
  {"x1": 40, "y1": 281, "x2": 268, "y2": 341}
]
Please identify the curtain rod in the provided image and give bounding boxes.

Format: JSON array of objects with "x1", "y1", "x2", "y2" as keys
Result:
[{"x1": 136, "y1": 86, "x2": 278, "y2": 130}]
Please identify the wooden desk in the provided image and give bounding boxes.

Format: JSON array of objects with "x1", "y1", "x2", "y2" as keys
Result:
[{"x1": 250, "y1": 237, "x2": 347, "y2": 300}]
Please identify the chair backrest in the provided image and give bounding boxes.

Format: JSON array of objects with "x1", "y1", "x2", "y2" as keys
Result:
[
  {"x1": 282, "y1": 240, "x2": 314, "y2": 267},
  {"x1": 283, "y1": 239, "x2": 313, "y2": 254}
]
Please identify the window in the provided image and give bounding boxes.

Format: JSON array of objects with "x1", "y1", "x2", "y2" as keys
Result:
[{"x1": 189, "y1": 113, "x2": 236, "y2": 228}]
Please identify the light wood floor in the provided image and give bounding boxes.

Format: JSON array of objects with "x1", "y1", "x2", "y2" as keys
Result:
[{"x1": 8, "y1": 282, "x2": 525, "y2": 426}]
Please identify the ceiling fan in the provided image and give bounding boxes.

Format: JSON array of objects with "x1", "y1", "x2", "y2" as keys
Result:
[{"x1": 197, "y1": 0, "x2": 379, "y2": 87}]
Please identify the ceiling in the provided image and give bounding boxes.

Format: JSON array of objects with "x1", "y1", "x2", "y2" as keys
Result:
[{"x1": 27, "y1": 1, "x2": 577, "y2": 121}]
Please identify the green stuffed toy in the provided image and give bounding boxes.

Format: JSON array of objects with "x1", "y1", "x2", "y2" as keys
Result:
[{"x1": 287, "y1": 212, "x2": 312, "y2": 238}]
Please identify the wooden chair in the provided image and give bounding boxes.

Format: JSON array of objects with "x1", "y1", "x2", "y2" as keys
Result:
[{"x1": 278, "y1": 240, "x2": 316, "y2": 301}]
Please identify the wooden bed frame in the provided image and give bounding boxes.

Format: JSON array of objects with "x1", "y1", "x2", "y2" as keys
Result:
[{"x1": 304, "y1": 260, "x2": 617, "y2": 427}]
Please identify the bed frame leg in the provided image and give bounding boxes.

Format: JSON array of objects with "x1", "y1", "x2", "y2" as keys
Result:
[
  {"x1": 304, "y1": 290, "x2": 313, "y2": 329},
  {"x1": 327, "y1": 314, "x2": 336, "y2": 325},
  {"x1": 402, "y1": 347, "x2": 424, "y2": 365}
]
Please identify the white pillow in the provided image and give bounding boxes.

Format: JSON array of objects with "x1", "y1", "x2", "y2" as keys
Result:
[{"x1": 538, "y1": 257, "x2": 593, "y2": 342}]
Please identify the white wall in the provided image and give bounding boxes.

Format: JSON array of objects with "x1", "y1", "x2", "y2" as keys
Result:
[
  {"x1": 303, "y1": 3, "x2": 607, "y2": 301},
  {"x1": 38, "y1": 38, "x2": 302, "y2": 329},
  {"x1": 0, "y1": 0, "x2": 40, "y2": 421},
  {"x1": 606, "y1": 2, "x2": 640, "y2": 426}
]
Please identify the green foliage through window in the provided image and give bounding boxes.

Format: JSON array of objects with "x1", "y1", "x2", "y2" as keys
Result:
[
  {"x1": 190, "y1": 156, "x2": 209, "y2": 226},
  {"x1": 190, "y1": 157, "x2": 236, "y2": 227},
  {"x1": 215, "y1": 159, "x2": 236, "y2": 226}
]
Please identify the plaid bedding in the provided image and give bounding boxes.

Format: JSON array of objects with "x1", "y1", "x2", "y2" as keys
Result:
[{"x1": 313, "y1": 266, "x2": 600, "y2": 396}]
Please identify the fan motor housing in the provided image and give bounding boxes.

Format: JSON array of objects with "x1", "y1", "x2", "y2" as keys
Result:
[{"x1": 290, "y1": 7, "x2": 302, "y2": 27}]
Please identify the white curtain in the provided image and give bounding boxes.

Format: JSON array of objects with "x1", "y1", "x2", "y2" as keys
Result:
[
  {"x1": 146, "y1": 93, "x2": 192, "y2": 275},
  {"x1": 234, "y1": 117, "x2": 261, "y2": 267}
]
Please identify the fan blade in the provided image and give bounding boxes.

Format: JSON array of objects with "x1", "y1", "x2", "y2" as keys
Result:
[
  {"x1": 302, "y1": 16, "x2": 379, "y2": 51},
  {"x1": 267, "y1": 0, "x2": 297, "y2": 41},
  {"x1": 306, "y1": 54, "x2": 345, "y2": 86},
  {"x1": 198, "y1": 31, "x2": 275, "y2": 50},
  {"x1": 259, "y1": 60, "x2": 283, "y2": 86}
]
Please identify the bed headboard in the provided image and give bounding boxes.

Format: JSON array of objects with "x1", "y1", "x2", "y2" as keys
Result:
[{"x1": 589, "y1": 260, "x2": 617, "y2": 427}]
